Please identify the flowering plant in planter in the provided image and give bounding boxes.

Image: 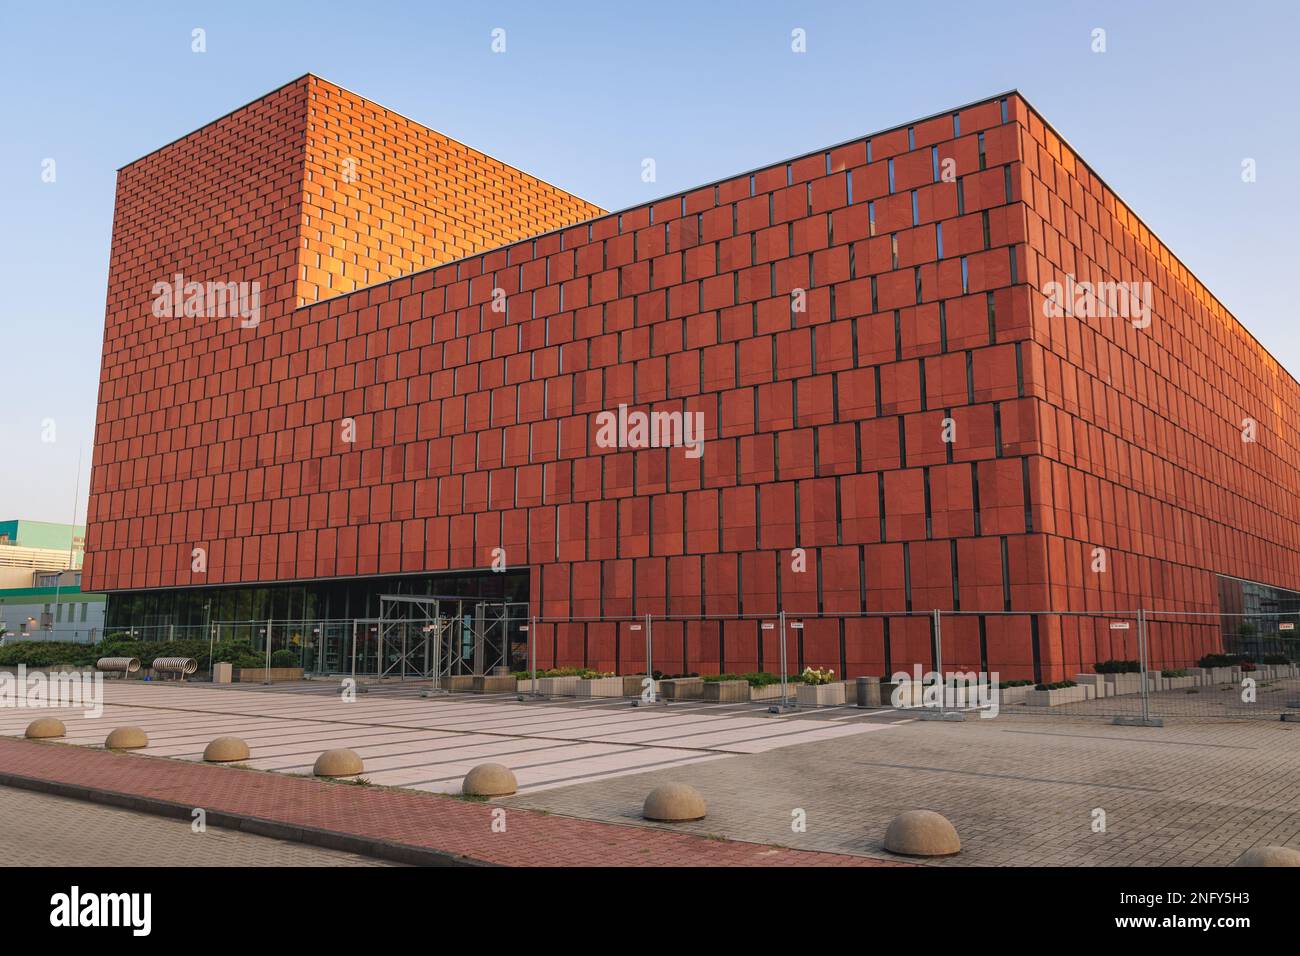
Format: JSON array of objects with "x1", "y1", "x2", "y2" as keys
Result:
[
  {"x1": 796, "y1": 667, "x2": 844, "y2": 705},
  {"x1": 800, "y1": 666, "x2": 836, "y2": 685}
]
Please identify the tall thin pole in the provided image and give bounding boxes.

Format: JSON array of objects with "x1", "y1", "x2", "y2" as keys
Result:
[
  {"x1": 933, "y1": 608, "x2": 944, "y2": 715},
  {"x1": 779, "y1": 609, "x2": 789, "y2": 708},
  {"x1": 1138, "y1": 608, "x2": 1150, "y2": 724},
  {"x1": 529, "y1": 614, "x2": 537, "y2": 698},
  {"x1": 52, "y1": 448, "x2": 83, "y2": 639},
  {"x1": 263, "y1": 618, "x2": 272, "y2": 684},
  {"x1": 645, "y1": 613, "x2": 653, "y2": 684}
]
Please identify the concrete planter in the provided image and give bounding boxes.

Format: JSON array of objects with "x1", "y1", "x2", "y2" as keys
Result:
[
  {"x1": 516, "y1": 678, "x2": 538, "y2": 693},
  {"x1": 471, "y1": 675, "x2": 518, "y2": 694},
  {"x1": 796, "y1": 682, "x2": 845, "y2": 707},
  {"x1": 622, "y1": 675, "x2": 650, "y2": 696},
  {"x1": 996, "y1": 684, "x2": 1035, "y2": 705},
  {"x1": 750, "y1": 683, "x2": 788, "y2": 702},
  {"x1": 703, "y1": 679, "x2": 751, "y2": 703},
  {"x1": 576, "y1": 677, "x2": 623, "y2": 698},
  {"x1": 444, "y1": 675, "x2": 475, "y2": 692},
  {"x1": 1025, "y1": 685, "x2": 1088, "y2": 707},
  {"x1": 1104, "y1": 673, "x2": 1144, "y2": 696},
  {"x1": 235, "y1": 666, "x2": 304, "y2": 683},
  {"x1": 1162, "y1": 676, "x2": 1195, "y2": 691},
  {"x1": 537, "y1": 676, "x2": 580, "y2": 696},
  {"x1": 659, "y1": 677, "x2": 704, "y2": 700},
  {"x1": 212, "y1": 661, "x2": 233, "y2": 684},
  {"x1": 1073, "y1": 674, "x2": 1109, "y2": 697}
]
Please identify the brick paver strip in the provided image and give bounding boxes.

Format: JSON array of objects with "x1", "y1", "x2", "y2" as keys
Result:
[{"x1": 0, "y1": 737, "x2": 901, "y2": 867}]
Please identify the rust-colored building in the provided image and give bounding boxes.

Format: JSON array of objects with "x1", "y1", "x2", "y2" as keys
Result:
[{"x1": 86, "y1": 75, "x2": 1300, "y2": 681}]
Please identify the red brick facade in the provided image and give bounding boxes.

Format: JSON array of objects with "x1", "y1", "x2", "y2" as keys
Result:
[{"x1": 86, "y1": 78, "x2": 1300, "y2": 681}]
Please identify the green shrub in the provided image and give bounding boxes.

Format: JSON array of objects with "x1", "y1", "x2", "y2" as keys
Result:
[
  {"x1": 997, "y1": 678, "x2": 1035, "y2": 688},
  {"x1": 1163, "y1": 668, "x2": 1189, "y2": 678},
  {"x1": 1094, "y1": 659, "x2": 1140, "y2": 674},
  {"x1": 701, "y1": 672, "x2": 782, "y2": 687},
  {"x1": 0, "y1": 642, "x2": 91, "y2": 667},
  {"x1": 1034, "y1": 679, "x2": 1078, "y2": 691},
  {"x1": 1197, "y1": 653, "x2": 1250, "y2": 668},
  {"x1": 1262, "y1": 654, "x2": 1292, "y2": 665},
  {"x1": 269, "y1": 649, "x2": 299, "y2": 668},
  {"x1": 799, "y1": 666, "x2": 836, "y2": 685}
]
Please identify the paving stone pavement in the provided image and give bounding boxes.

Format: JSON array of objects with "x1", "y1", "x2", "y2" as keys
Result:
[
  {"x1": 0, "y1": 736, "x2": 900, "y2": 867},
  {"x1": 501, "y1": 714, "x2": 1300, "y2": 866},
  {"x1": 0, "y1": 681, "x2": 896, "y2": 795},
  {"x1": 0, "y1": 785, "x2": 394, "y2": 866}
]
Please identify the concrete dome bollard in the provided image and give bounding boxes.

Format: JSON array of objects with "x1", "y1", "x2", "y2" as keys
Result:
[
  {"x1": 25, "y1": 717, "x2": 66, "y2": 739},
  {"x1": 203, "y1": 736, "x2": 250, "y2": 762},
  {"x1": 313, "y1": 748, "x2": 364, "y2": 778},
  {"x1": 642, "y1": 783, "x2": 707, "y2": 822},
  {"x1": 1232, "y1": 846, "x2": 1300, "y2": 867},
  {"x1": 462, "y1": 763, "x2": 518, "y2": 797},
  {"x1": 105, "y1": 727, "x2": 149, "y2": 750},
  {"x1": 883, "y1": 809, "x2": 962, "y2": 857}
]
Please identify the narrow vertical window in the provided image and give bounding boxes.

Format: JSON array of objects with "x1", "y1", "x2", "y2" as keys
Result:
[
  {"x1": 923, "y1": 466, "x2": 933, "y2": 539},
  {"x1": 1000, "y1": 537, "x2": 1011, "y2": 611}
]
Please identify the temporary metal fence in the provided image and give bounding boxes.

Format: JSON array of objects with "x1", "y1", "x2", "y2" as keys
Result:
[{"x1": 98, "y1": 606, "x2": 1299, "y2": 721}]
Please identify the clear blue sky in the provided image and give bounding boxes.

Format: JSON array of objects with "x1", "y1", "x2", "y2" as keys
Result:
[{"x1": 1, "y1": 0, "x2": 1297, "y2": 523}]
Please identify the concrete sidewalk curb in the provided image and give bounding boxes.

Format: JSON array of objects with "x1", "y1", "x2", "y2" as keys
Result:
[{"x1": 0, "y1": 769, "x2": 484, "y2": 868}]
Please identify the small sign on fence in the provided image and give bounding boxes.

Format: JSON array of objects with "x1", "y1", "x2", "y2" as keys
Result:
[
  {"x1": 629, "y1": 624, "x2": 641, "y2": 631},
  {"x1": 1109, "y1": 621, "x2": 1130, "y2": 630},
  {"x1": 790, "y1": 622, "x2": 804, "y2": 629},
  {"x1": 761, "y1": 623, "x2": 775, "y2": 630},
  {"x1": 1281, "y1": 622, "x2": 1295, "y2": 631}
]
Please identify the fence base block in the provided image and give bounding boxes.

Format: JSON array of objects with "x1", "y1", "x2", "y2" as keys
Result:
[
  {"x1": 1280, "y1": 713, "x2": 1300, "y2": 723},
  {"x1": 1112, "y1": 715, "x2": 1164, "y2": 728}
]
